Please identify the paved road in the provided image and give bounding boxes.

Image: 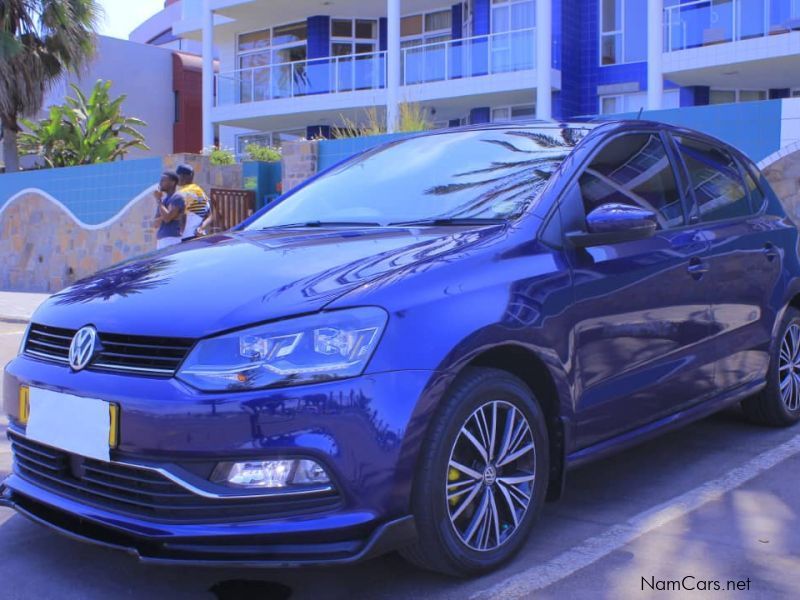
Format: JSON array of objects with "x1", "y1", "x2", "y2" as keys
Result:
[{"x1": 1, "y1": 321, "x2": 800, "y2": 599}]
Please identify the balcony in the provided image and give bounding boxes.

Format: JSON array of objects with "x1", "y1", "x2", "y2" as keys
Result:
[
  {"x1": 664, "y1": 0, "x2": 800, "y2": 51},
  {"x1": 662, "y1": 0, "x2": 800, "y2": 89},
  {"x1": 215, "y1": 29, "x2": 537, "y2": 107}
]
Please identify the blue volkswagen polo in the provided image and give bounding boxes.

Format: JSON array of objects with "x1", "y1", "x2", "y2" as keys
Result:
[{"x1": 3, "y1": 121, "x2": 800, "y2": 576}]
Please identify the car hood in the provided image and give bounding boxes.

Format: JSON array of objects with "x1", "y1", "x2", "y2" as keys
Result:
[{"x1": 34, "y1": 226, "x2": 502, "y2": 338}]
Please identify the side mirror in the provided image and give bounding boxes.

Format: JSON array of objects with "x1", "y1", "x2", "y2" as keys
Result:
[{"x1": 566, "y1": 203, "x2": 658, "y2": 248}]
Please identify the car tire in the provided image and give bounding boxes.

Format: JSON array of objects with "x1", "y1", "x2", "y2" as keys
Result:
[
  {"x1": 742, "y1": 306, "x2": 800, "y2": 427},
  {"x1": 400, "y1": 367, "x2": 549, "y2": 577}
]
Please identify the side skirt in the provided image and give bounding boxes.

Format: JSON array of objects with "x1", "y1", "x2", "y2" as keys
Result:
[{"x1": 565, "y1": 379, "x2": 766, "y2": 470}]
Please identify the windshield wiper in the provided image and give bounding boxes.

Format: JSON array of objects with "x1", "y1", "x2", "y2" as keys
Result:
[
  {"x1": 261, "y1": 221, "x2": 382, "y2": 230},
  {"x1": 389, "y1": 218, "x2": 507, "y2": 227}
]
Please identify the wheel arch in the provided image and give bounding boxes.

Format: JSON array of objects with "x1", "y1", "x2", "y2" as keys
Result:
[{"x1": 465, "y1": 344, "x2": 571, "y2": 501}]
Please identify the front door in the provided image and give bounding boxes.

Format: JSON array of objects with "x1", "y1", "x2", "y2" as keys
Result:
[{"x1": 559, "y1": 131, "x2": 717, "y2": 448}]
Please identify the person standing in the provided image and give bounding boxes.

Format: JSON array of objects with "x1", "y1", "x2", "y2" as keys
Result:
[
  {"x1": 176, "y1": 163, "x2": 213, "y2": 239},
  {"x1": 154, "y1": 170, "x2": 185, "y2": 250}
]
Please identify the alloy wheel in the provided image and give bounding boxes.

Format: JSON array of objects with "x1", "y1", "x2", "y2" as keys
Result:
[
  {"x1": 779, "y1": 323, "x2": 800, "y2": 411},
  {"x1": 446, "y1": 400, "x2": 536, "y2": 552}
]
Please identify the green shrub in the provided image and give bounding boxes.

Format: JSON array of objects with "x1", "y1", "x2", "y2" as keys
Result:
[
  {"x1": 204, "y1": 146, "x2": 236, "y2": 166},
  {"x1": 18, "y1": 80, "x2": 149, "y2": 168},
  {"x1": 245, "y1": 143, "x2": 281, "y2": 162}
]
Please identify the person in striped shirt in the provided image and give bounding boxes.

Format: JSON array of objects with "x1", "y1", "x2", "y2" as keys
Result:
[{"x1": 176, "y1": 163, "x2": 214, "y2": 239}]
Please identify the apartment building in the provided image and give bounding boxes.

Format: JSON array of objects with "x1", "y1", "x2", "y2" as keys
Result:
[{"x1": 159, "y1": 0, "x2": 800, "y2": 154}]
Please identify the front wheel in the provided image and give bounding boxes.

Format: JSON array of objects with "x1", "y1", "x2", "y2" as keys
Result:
[
  {"x1": 742, "y1": 306, "x2": 800, "y2": 427},
  {"x1": 400, "y1": 368, "x2": 549, "y2": 576}
]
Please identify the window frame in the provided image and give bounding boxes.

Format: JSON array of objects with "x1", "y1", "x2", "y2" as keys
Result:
[
  {"x1": 735, "y1": 155, "x2": 769, "y2": 215},
  {"x1": 491, "y1": 0, "x2": 536, "y2": 34},
  {"x1": 708, "y1": 88, "x2": 769, "y2": 105},
  {"x1": 544, "y1": 129, "x2": 692, "y2": 248},
  {"x1": 598, "y1": 90, "x2": 680, "y2": 115},
  {"x1": 491, "y1": 103, "x2": 536, "y2": 122},
  {"x1": 667, "y1": 132, "x2": 754, "y2": 224},
  {"x1": 235, "y1": 129, "x2": 305, "y2": 158},
  {"x1": 400, "y1": 7, "x2": 453, "y2": 48},
  {"x1": 598, "y1": 0, "x2": 650, "y2": 66},
  {"x1": 599, "y1": 0, "x2": 624, "y2": 66},
  {"x1": 331, "y1": 18, "x2": 379, "y2": 56},
  {"x1": 235, "y1": 21, "x2": 309, "y2": 69}
]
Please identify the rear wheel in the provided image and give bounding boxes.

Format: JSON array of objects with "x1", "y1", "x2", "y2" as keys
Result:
[
  {"x1": 400, "y1": 368, "x2": 549, "y2": 576},
  {"x1": 742, "y1": 307, "x2": 800, "y2": 427}
]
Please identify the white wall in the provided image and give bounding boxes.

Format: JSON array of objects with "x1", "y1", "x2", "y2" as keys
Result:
[
  {"x1": 130, "y1": 0, "x2": 204, "y2": 55},
  {"x1": 43, "y1": 36, "x2": 175, "y2": 160}
]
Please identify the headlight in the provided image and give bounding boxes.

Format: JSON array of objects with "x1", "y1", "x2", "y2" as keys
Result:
[{"x1": 177, "y1": 307, "x2": 387, "y2": 391}]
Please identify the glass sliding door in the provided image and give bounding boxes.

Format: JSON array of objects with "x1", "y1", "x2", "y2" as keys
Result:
[{"x1": 491, "y1": 0, "x2": 535, "y2": 73}]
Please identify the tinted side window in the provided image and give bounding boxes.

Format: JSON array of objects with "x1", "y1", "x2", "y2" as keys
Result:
[
  {"x1": 578, "y1": 133, "x2": 684, "y2": 229},
  {"x1": 674, "y1": 136, "x2": 749, "y2": 221}
]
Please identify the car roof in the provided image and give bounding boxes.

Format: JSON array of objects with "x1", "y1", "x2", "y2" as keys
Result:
[{"x1": 410, "y1": 119, "x2": 754, "y2": 166}]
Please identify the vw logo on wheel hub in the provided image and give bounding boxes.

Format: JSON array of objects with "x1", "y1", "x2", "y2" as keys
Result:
[
  {"x1": 483, "y1": 465, "x2": 497, "y2": 486},
  {"x1": 68, "y1": 326, "x2": 98, "y2": 372}
]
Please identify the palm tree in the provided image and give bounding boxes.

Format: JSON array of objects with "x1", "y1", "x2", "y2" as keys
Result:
[{"x1": 0, "y1": 0, "x2": 101, "y2": 172}]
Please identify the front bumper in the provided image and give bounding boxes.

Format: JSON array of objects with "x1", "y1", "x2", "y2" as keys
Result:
[
  {"x1": 0, "y1": 476, "x2": 416, "y2": 566},
  {"x1": 2, "y1": 355, "x2": 450, "y2": 565}
]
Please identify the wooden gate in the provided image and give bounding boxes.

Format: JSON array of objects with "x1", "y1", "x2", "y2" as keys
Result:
[{"x1": 209, "y1": 189, "x2": 256, "y2": 232}]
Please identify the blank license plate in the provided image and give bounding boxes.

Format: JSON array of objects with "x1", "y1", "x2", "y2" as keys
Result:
[{"x1": 25, "y1": 387, "x2": 113, "y2": 462}]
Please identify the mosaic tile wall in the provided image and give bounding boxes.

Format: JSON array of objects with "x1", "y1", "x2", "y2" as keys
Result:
[
  {"x1": 0, "y1": 190, "x2": 157, "y2": 293},
  {"x1": 0, "y1": 158, "x2": 163, "y2": 225}
]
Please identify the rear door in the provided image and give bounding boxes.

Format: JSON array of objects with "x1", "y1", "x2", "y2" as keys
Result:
[
  {"x1": 670, "y1": 134, "x2": 784, "y2": 391},
  {"x1": 559, "y1": 130, "x2": 717, "y2": 448}
]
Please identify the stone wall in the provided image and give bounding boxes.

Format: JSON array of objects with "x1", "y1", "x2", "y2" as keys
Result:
[
  {"x1": 761, "y1": 142, "x2": 800, "y2": 226},
  {"x1": 0, "y1": 190, "x2": 156, "y2": 293},
  {"x1": 281, "y1": 140, "x2": 319, "y2": 192},
  {"x1": 163, "y1": 153, "x2": 243, "y2": 190}
]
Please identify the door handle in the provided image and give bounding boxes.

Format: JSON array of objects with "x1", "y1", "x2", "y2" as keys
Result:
[
  {"x1": 763, "y1": 243, "x2": 779, "y2": 262},
  {"x1": 687, "y1": 257, "x2": 709, "y2": 280}
]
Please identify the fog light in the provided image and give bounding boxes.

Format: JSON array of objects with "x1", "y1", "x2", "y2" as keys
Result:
[{"x1": 212, "y1": 459, "x2": 331, "y2": 489}]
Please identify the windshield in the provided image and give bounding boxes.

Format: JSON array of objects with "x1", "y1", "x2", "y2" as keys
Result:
[{"x1": 246, "y1": 126, "x2": 591, "y2": 229}]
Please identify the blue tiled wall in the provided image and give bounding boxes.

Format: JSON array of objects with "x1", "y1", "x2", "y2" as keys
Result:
[
  {"x1": 578, "y1": 0, "x2": 600, "y2": 117},
  {"x1": 307, "y1": 16, "x2": 331, "y2": 59},
  {"x1": 557, "y1": 0, "x2": 583, "y2": 119},
  {"x1": 452, "y1": 3, "x2": 463, "y2": 39},
  {"x1": 598, "y1": 62, "x2": 648, "y2": 88},
  {"x1": 243, "y1": 161, "x2": 282, "y2": 208},
  {"x1": 612, "y1": 100, "x2": 783, "y2": 162},
  {"x1": 0, "y1": 158, "x2": 163, "y2": 225},
  {"x1": 680, "y1": 86, "x2": 710, "y2": 107},
  {"x1": 317, "y1": 133, "x2": 418, "y2": 172},
  {"x1": 379, "y1": 18, "x2": 387, "y2": 52},
  {"x1": 469, "y1": 107, "x2": 491, "y2": 124},
  {"x1": 473, "y1": 0, "x2": 490, "y2": 35},
  {"x1": 552, "y1": 0, "x2": 562, "y2": 70}
]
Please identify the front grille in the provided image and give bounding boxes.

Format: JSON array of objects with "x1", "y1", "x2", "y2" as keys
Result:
[
  {"x1": 24, "y1": 323, "x2": 195, "y2": 377},
  {"x1": 9, "y1": 431, "x2": 341, "y2": 523},
  {"x1": 23, "y1": 324, "x2": 72, "y2": 364}
]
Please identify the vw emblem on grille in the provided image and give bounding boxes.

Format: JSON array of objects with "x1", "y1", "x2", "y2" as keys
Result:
[{"x1": 68, "y1": 326, "x2": 98, "y2": 372}]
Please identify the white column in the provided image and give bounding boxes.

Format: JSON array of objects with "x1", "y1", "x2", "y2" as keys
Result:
[
  {"x1": 386, "y1": 0, "x2": 401, "y2": 133},
  {"x1": 535, "y1": 0, "x2": 552, "y2": 121},
  {"x1": 202, "y1": 0, "x2": 215, "y2": 148},
  {"x1": 647, "y1": 0, "x2": 664, "y2": 110}
]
